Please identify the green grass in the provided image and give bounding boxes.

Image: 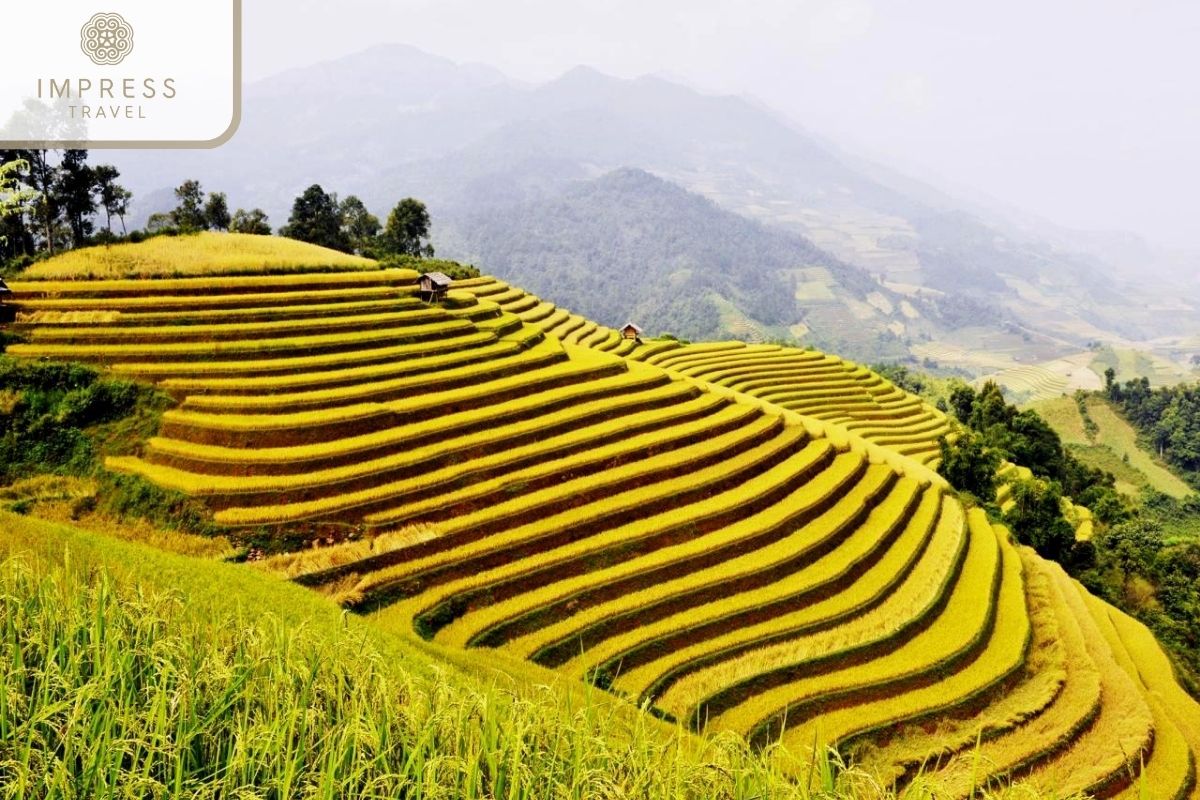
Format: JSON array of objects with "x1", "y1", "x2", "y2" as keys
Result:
[
  {"x1": 1089, "y1": 345, "x2": 1190, "y2": 388},
  {"x1": 1032, "y1": 395, "x2": 1192, "y2": 498},
  {"x1": 16, "y1": 232, "x2": 378, "y2": 280}
]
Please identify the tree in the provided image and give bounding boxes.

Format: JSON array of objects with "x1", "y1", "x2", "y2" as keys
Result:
[
  {"x1": 937, "y1": 431, "x2": 999, "y2": 501},
  {"x1": 27, "y1": 150, "x2": 60, "y2": 255},
  {"x1": 56, "y1": 150, "x2": 97, "y2": 248},
  {"x1": 280, "y1": 184, "x2": 350, "y2": 253},
  {"x1": 171, "y1": 180, "x2": 207, "y2": 232},
  {"x1": 146, "y1": 212, "x2": 175, "y2": 234},
  {"x1": 339, "y1": 195, "x2": 380, "y2": 256},
  {"x1": 92, "y1": 164, "x2": 132, "y2": 236},
  {"x1": 380, "y1": 198, "x2": 434, "y2": 258},
  {"x1": 204, "y1": 192, "x2": 231, "y2": 231},
  {"x1": 1003, "y1": 478, "x2": 1076, "y2": 563},
  {"x1": 0, "y1": 157, "x2": 39, "y2": 254},
  {"x1": 229, "y1": 208, "x2": 271, "y2": 235},
  {"x1": 948, "y1": 382, "x2": 977, "y2": 424},
  {"x1": 969, "y1": 381, "x2": 1014, "y2": 432}
]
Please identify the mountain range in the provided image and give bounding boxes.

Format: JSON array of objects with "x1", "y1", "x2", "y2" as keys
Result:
[{"x1": 113, "y1": 44, "x2": 1197, "y2": 368}]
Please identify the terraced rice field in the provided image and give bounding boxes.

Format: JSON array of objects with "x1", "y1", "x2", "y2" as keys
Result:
[
  {"x1": 6, "y1": 264, "x2": 1200, "y2": 796},
  {"x1": 451, "y1": 278, "x2": 954, "y2": 467},
  {"x1": 978, "y1": 365, "x2": 1069, "y2": 404}
]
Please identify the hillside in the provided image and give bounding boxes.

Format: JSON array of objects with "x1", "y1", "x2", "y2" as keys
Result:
[
  {"x1": 4, "y1": 247, "x2": 1200, "y2": 796},
  {"x1": 1, "y1": 511, "x2": 820, "y2": 798},
  {"x1": 1034, "y1": 394, "x2": 1193, "y2": 499},
  {"x1": 444, "y1": 168, "x2": 920, "y2": 349}
]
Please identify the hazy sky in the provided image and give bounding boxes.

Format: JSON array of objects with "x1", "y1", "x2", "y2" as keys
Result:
[{"x1": 243, "y1": 0, "x2": 1200, "y2": 249}]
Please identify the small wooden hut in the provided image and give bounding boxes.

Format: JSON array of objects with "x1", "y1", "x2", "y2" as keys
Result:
[
  {"x1": 620, "y1": 322, "x2": 643, "y2": 342},
  {"x1": 418, "y1": 272, "x2": 452, "y2": 302}
]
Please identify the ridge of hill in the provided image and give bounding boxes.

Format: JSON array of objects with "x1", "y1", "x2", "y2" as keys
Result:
[{"x1": 3, "y1": 254, "x2": 1199, "y2": 796}]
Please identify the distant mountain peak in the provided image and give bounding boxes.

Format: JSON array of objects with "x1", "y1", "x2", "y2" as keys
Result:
[{"x1": 249, "y1": 42, "x2": 509, "y2": 99}]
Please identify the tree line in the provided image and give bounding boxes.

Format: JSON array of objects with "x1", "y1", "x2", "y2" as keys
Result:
[
  {"x1": 276, "y1": 184, "x2": 434, "y2": 260},
  {"x1": 0, "y1": 149, "x2": 133, "y2": 262},
  {"x1": 1104, "y1": 369, "x2": 1200, "y2": 485},
  {"x1": 0, "y1": 149, "x2": 435, "y2": 267}
]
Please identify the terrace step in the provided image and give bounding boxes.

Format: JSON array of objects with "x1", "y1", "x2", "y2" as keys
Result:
[
  {"x1": 348, "y1": 425, "x2": 817, "y2": 613},
  {"x1": 193, "y1": 393, "x2": 748, "y2": 524},
  {"x1": 179, "y1": 336, "x2": 569, "y2": 415},
  {"x1": 773, "y1": 522, "x2": 1030, "y2": 766},
  {"x1": 6, "y1": 318, "x2": 477, "y2": 366},
  {"x1": 598, "y1": 489, "x2": 952, "y2": 707},
  {"x1": 704, "y1": 506, "x2": 998, "y2": 741},
  {"x1": 6, "y1": 269, "x2": 417, "y2": 299},
  {"x1": 159, "y1": 330, "x2": 543, "y2": 396},
  {"x1": 9, "y1": 285, "x2": 415, "y2": 313},
  {"x1": 22, "y1": 307, "x2": 453, "y2": 345},
  {"x1": 453, "y1": 460, "x2": 903, "y2": 655},
  {"x1": 110, "y1": 330, "x2": 500, "y2": 381},
  {"x1": 138, "y1": 374, "x2": 704, "y2": 483},
  {"x1": 15, "y1": 295, "x2": 425, "y2": 326},
  {"x1": 156, "y1": 354, "x2": 637, "y2": 448}
]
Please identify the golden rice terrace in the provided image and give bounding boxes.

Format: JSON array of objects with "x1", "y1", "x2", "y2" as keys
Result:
[{"x1": 5, "y1": 261, "x2": 1199, "y2": 798}]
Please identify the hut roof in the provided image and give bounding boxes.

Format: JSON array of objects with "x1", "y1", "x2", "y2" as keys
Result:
[
  {"x1": 422, "y1": 272, "x2": 452, "y2": 288},
  {"x1": 621, "y1": 321, "x2": 643, "y2": 334}
]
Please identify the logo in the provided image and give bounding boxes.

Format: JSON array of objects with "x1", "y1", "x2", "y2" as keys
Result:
[
  {"x1": 3, "y1": 0, "x2": 240, "y2": 148},
  {"x1": 80, "y1": 12, "x2": 134, "y2": 66}
]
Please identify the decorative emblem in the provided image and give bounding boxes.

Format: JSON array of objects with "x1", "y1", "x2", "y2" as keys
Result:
[{"x1": 80, "y1": 12, "x2": 134, "y2": 66}]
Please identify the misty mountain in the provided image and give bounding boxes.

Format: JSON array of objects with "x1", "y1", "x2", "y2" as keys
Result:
[
  {"x1": 111, "y1": 44, "x2": 1191, "y2": 364},
  {"x1": 439, "y1": 167, "x2": 870, "y2": 342}
]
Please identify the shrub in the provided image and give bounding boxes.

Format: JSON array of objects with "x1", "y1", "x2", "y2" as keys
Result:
[{"x1": 379, "y1": 254, "x2": 480, "y2": 279}]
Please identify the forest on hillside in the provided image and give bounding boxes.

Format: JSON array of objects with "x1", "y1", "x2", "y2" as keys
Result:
[
  {"x1": 1104, "y1": 371, "x2": 1200, "y2": 486},
  {"x1": 450, "y1": 168, "x2": 870, "y2": 340}
]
